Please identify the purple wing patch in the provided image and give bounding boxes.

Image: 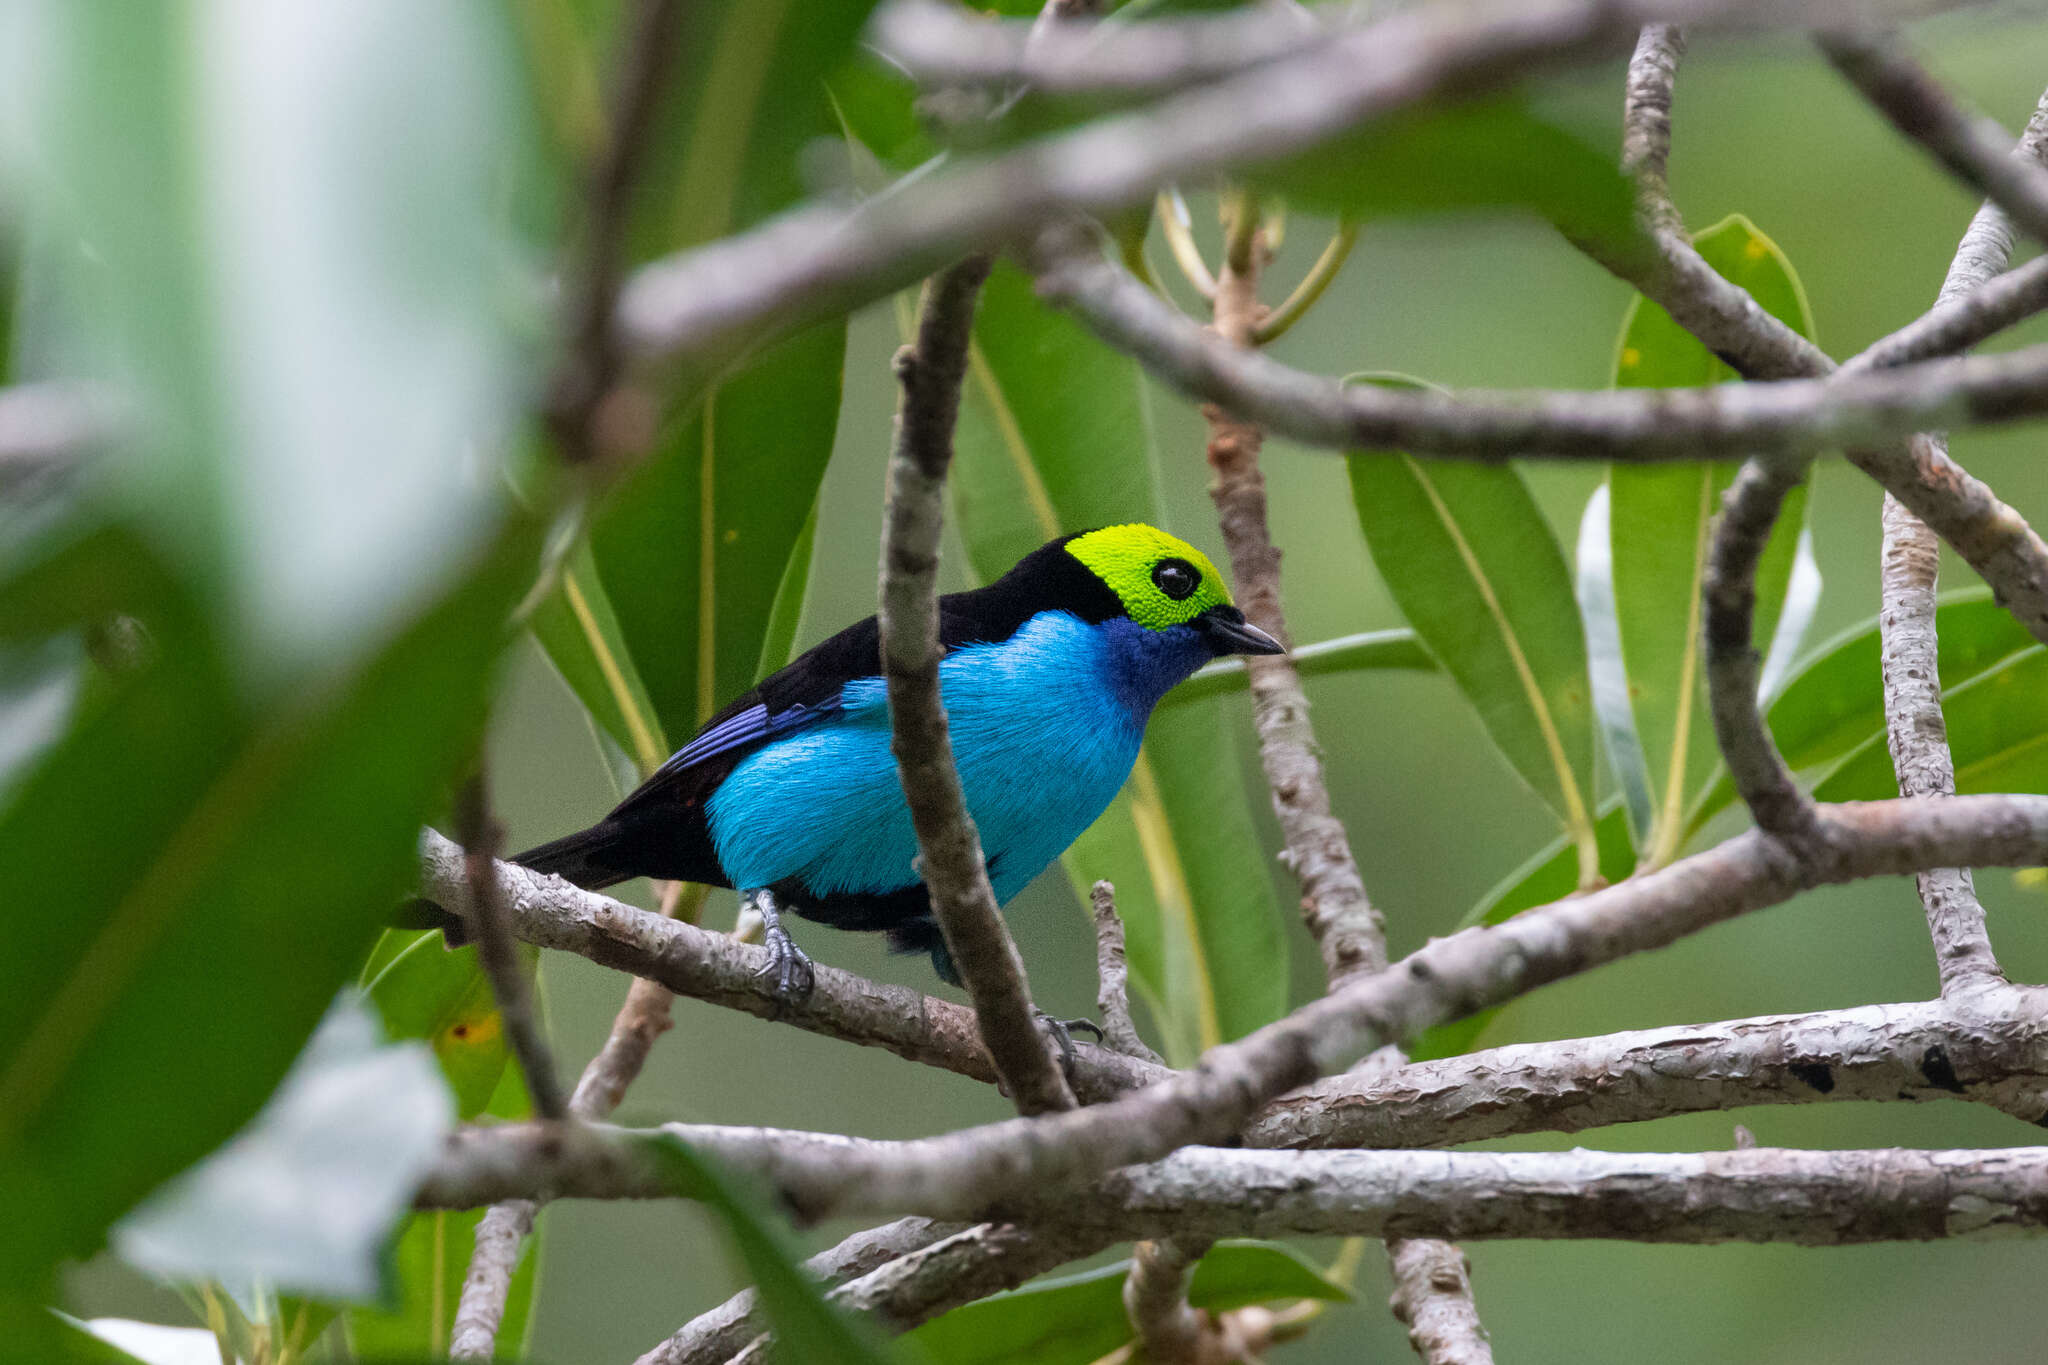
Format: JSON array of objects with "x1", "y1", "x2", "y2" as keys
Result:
[{"x1": 654, "y1": 700, "x2": 833, "y2": 780}]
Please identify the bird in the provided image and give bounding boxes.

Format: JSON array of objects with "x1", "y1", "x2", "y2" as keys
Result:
[{"x1": 508, "y1": 523, "x2": 1281, "y2": 1000}]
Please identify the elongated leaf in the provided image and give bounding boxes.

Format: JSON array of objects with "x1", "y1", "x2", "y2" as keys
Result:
[
  {"x1": 113, "y1": 995, "x2": 454, "y2": 1302},
  {"x1": 1814, "y1": 646, "x2": 2048, "y2": 802},
  {"x1": 1607, "y1": 214, "x2": 1816, "y2": 868},
  {"x1": 1348, "y1": 396, "x2": 1600, "y2": 880},
  {"x1": 589, "y1": 320, "x2": 845, "y2": 746},
  {"x1": 1411, "y1": 800, "x2": 1635, "y2": 1061},
  {"x1": 0, "y1": 523, "x2": 530, "y2": 1296},
  {"x1": 907, "y1": 1240, "x2": 1348, "y2": 1365},
  {"x1": 528, "y1": 538, "x2": 671, "y2": 776},
  {"x1": 1166, "y1": 628, "x2": 1435, "y2": 706},
  {"x1": 1255, "y1": 96, "x2": 1637, "y2": 251},
  {"x1": 945, "y1": 260, "x2": 1287, "y2": 1057},
  {"x1": 1687, "y1": 592, "x2": 2032, "y2": 836},
  {"x1": 649, "y1": 1137, "x2": 899, "y2": 1365},
  {"x1": 1577, "y1": 485, "x2": 1653, "y2": 840},
  {"x1": 365, "y1": 931, "x2": 523, "y2": 1120}
]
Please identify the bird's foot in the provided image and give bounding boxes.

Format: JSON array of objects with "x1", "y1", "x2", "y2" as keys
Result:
[
  {"x1": 757, "y1": 923, "x2": 816, "y2": 1005},
  {"x1": 1033, "y1": 1011, "x2": 1104, "y2": 1075}
]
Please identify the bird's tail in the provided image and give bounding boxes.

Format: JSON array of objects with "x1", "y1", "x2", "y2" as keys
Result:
[
  {"x1": 510, "y1": 821, "x2": 637, "y2": 890},
  {"x1": 390, "y1": 821, "x2": 638, "y2": 948}
]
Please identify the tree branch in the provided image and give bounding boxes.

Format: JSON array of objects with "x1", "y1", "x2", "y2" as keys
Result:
[
  {"x1": 1030, "y1": 236, "x2": 2048, "y2": 464},
  {"x1": 1123, "y1": 1238, "x2": 1209, "y2": 1365},
  {"x1": 1872, "y1": 88, "x2": 2048, "y2": 994},
  {"x1": 1240, "y1": 986, "x2": 2048, "y2": 1150},
  {"x1": 881, "y1": 253, "x2": 1076, "y2": 1117},
  {"x1": 425, "y1": 796, "x2": 2048, "y2": 1224},
  {"x1": 419, "y1": 1129, "x2": 2048, "y2": 1246},
  {"x1": 417, "y1": 830, "x2": 1165, "y2": 1102},
  {"x1": 1091, "y1": 882, "x2": 1162, "y2": 1065},
  {"x1": 1387, "y1": 1240, "x2": 1493, "y2": 1365},
  {"x1": 1820, "y1": 30, "x2": 2048, "y2": 249}
]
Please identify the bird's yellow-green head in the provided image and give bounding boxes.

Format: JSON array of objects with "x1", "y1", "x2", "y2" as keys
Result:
[{"x1": 1063, "y1": 524, "x2": 1233, "y2": 630}]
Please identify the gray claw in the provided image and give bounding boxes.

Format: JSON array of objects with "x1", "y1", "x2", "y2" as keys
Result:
[
  {"x1": 1033, "y1": 1011, "x2": 1100, "y2": 1074},
  {"x1": 759, "y1": 925, "x2": 816, "y2": 1004}
]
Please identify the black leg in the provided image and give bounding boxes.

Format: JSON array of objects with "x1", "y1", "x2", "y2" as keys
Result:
[
  {"x1": 1032, "y1": 1010, "x2": 1104, "y2": 1076},
  {"x1": 745, "y1": 887, "x2": 816, "y2": 1004}
]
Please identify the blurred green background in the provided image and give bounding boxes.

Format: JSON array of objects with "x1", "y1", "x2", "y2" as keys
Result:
[{"x1": 63, "y1": 10, "x2": 2048, "y2": 1363}]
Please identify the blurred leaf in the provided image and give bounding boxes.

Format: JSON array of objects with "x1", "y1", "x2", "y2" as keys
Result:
[
  {"x1": 1576, "y1": 485, "x2": 1653, "y2": 840},
  {"x1": 647, "y1": 1137, "x2": 900, "y2": 1365},
  {"x1": 1410, "y1": 800, "x2": 1634, "y2": 1061},
  {"x1": 907, "y1": 1240, "x2": 1348, "y2": 1365},
  {"x1": 346, "y1": 1062, "x2": 539, "y2": 1361},
  {"x1": 1607, "y1": 214, "x2": 1815, "y2": 869},
  {"x1": 10, "y1": 1, "x2": 536, "y2": 683},
  {"x1": 114, "y1": 996, "x2": 453, "y2": 1303},
  {"x1": 1255, "y1": 96, "x2": 1637, "y2": 250},
  {"x1": 528, "y1": 538, "x2": 671, "y2": 776},
  {"x1": 633, "y1": 0, "x2": 884, "y2": 257},
  {"x1": 365, "y1": 931, "x2": 525, "y2": 1120},
  {"x1": 0, "y1": 520, "x2": 529, "y2": 1296},
  {"x1": 756, "y1": 497, "x2": 820, "y2": 682},
  {"x1": 945, "y1": 261, "x2": 1286, "y2": 1058},
  {"x1": 1814, "y1": 645, "x2": 2048, "y2": 802},
  {"x1": 63, "y1": 1318, "x2": 193, "y2": 1365},
  {"x1": 1166, "y1": 628, "x2": 1436, "y2": 706},
  {"x1": 1757, "y1": 528, "x2": 1823, "y2": 702},
  {"x1": 1348, "y1": 376, "x2": 1600, "y2": 881},
  {"x1": 1687, "y1": 591, "x2": 2031, "y2": 837},
  {"x1": 587, "y1": 320, "x2": 845, "y2": 745},
  {"x1": 0, "y1": 632, "x2": 83, "y2": 803}
]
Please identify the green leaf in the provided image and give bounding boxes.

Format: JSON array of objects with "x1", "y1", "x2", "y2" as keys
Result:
[
  {"x1": 1687, "y1": 591, "x2": 2032, "y2": 837},
  {"x1": 1254, "y1": 96, "x2": 1637, "y2": 251},
  {"x1": 756, "y1": 496, "x2": 820, "y2": 683},
  {"x1": 1410, "y1": 799, "x2": 1636, "y2": 1061},
  {"x1": 944, "y1": 261, "x2": 1287, "y2": 1058},
  {"x1": 907, "y1": 1240, "x2": 1348, "y2": 1365},
  {"x1": 346, "y1": 1062, "x2": 539, "y2": 1361},
  {"x1": 0, "y1": 522, "x2": 530, "y2": 1296},
  {"x1": 365, "y1": 930, "x2": 523, "y2": 1121},
  {"x1": 1347, "y1": 377, "x2": 1600, "y2": 882},
  {"x1": 1814, "y1": 645, "x2": 2048, "y2": 802},
  {"x1": 0, "y1": 632, "x2": 83, "y2": 804},
  {"x1": 647, "y1": 1136, "x2": 900, "y2": 1365},
  {"x1": 633, "y1": 0, "x2": 885, "y2": 256},
  {"x1": 113, "y1": 995, "x2": 453, "y2": 1303},
  {"x1": 589, "y1": 320, "x2": 845, "y2": 745},
  {"x1": 1607, "y1": 214, "x2": 1816, "y2": 868},
  {"x1": 8, "y1": 1, "x2": 535, "y2": 682},
  {"x1": 1165, "y1": 628, "x2": 1436, "y2": 706},
  {"x1": 528, "y1": 537, "x2": 672, "y2": 777}
]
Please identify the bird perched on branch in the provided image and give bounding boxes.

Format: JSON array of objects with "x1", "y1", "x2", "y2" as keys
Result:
[{"x1": 508, "y1": 524, "x2": 1280, "y2": 1000}]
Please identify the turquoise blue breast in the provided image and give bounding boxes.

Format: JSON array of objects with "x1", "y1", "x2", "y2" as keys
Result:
[{"x1": 706, "y1": 609, "x2": 1205, "y2": 903}]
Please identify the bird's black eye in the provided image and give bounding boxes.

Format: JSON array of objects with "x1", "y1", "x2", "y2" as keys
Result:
[{"x1": 1152, "y1": 557, "x2": 1199, "y2": 601}]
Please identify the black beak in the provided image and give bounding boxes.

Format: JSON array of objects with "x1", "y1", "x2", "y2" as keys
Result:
[{"x1": 1197, "y1": 605, "x2": 1285, "y2": 656}]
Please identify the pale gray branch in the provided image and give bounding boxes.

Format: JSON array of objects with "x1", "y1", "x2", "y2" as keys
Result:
[
  {"x1": 1091, "y1": 882, "x2": 1162, "y2": 1065},
  {"x1": 1124, "y1": 1238, "x2": 1209, "y2": 1365},
  {"x1": 420, "y1": 1130, "x2": 2048, "y2": 1245},
  {"x1": 1241, "y1": 985, "x2": 2048, "y2": 1150},
  {"x1": 1387, "y1": 1240, "x2": 1493, "y2": 1365},
  {"x1": 881, "y1": 255, "x2": 1074, "y2": 1116},
  {"x1": 417, "y1": 829, "x2": 1165, "y2": 1103}
]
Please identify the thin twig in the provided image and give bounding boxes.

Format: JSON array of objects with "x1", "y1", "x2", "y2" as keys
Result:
[
  {"x1": 1701, "y1": 461, "x2": 1819, "y2": 836},
  {"x1": 881, "y1": 253, "x2": 1076, "y2": 1117},
  {"x1": 1388, "y1": 1241, "x2": 1492, "y2": 1365},
  {"x1": 1872, "y1": 88, "x2": 2048, "y2": 993},
  {"x1": 1091, "y1": 882, "x2": 1162, "y2": 1065},
  {"x1": 1252, "y1": 220, "x2": 1360, "y2": 345},
  {"x1": 1821, "y1": 30, "x2": 2048, "y2": 249},
  {"x1": 1621, "y1": 26, "x2": 1687, "y2": 236},
  {"x1": 545, "y1": 0, "x2": 689, "y2": 466},
  {"x1": 632, "y1": 1217, "x2": 969, "y2": 1365},
  {"x1": 1124, "y1": 1238, "x2": 1211, "y2": 1365},
  {"x1": 452, "y1": 776, "x2": 569, "y2": 1121}
]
